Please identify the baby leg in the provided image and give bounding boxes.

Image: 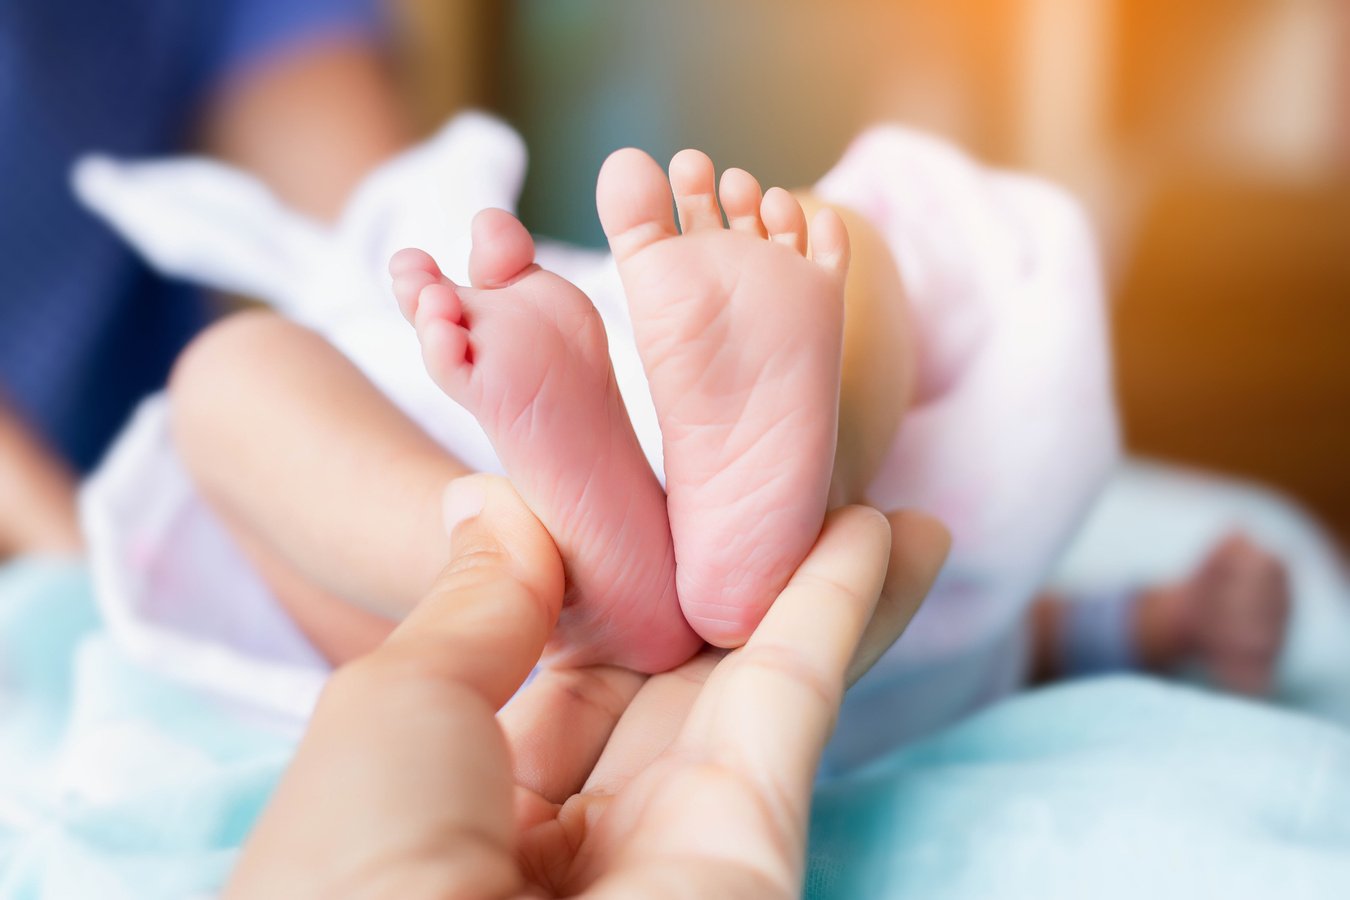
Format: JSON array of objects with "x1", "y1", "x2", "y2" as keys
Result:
[
  {"x1": 794, "y1": 194, "x2": 917, "y2": 508},
  {"x1": 171, "y1": 312, "x2": 467, "y2": 659}
]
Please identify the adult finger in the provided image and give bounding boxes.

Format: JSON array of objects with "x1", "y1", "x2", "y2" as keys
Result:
[
  {"x1": 502, "y1": 664, "x2": 646, "y2": 805},
  {"x1": 580, "y1": 653, "x2": 720, "y2": 797},
  {"x1": 226, "y1": 475, "x2": 561, "y2": 899},
  {"x1": 846, "y1": 509, "x2": 951, "y2": 685},
  {"x1": 676, "y1": 507, "x2": 892, "y2": 818},
  {"x1": 379, "y1": 474, "x2": 565, "y2": 709},
  {"x1": 583, "y1": 510, "x2": 947, "y2": 796}
]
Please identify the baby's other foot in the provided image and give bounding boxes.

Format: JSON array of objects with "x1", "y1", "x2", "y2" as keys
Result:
[
  {"x1": 390, "y1": 209, "x2": 699, "y2": 672},
  {"x1": 1179, "y1": 533, "x2": 1290, "y2": 695},
  {"x1": 596, "y1": 149, "x2": 850, "y2": 647}
]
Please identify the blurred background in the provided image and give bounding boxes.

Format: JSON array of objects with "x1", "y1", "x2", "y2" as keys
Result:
[
  {"x1": 0, "y1": 4, "x2": 1345, "y2": 887},
  {"x1": 388, "y1": 0, "x2": 1349, "y2": 545}
]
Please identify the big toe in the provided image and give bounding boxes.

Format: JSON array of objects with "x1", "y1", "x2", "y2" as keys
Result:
[
  {"x1": 469, "y1": 208, "x2": 536, "y2": 289},
  {"x1": 597, "y1": 147, "x2": 678, "y2": 261}
]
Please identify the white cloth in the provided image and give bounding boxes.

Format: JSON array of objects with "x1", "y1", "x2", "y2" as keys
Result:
[
  {"x1": 814, "y1": 128, "x2": 1120, "y2": 767},
  {"x1": 75, "y1": 114, "x2": 1117, "y2": 769}
]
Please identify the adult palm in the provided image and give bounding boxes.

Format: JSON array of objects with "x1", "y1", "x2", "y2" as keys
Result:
[{"x1": 227, "y1": 477, "x2": 947, "y2": 899}]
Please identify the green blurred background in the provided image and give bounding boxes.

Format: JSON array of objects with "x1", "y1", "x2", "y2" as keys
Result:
[{"x1": 390, "y1": 0, "x2": 1350, "y2": 542}]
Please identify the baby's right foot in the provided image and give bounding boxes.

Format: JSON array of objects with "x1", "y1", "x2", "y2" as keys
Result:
[
  {"x1": 390, "y1": 209, "x2": 700, "y2": 673},
  {"x1": 597, "y1": 149, "x2": 851, "y2": 647}
]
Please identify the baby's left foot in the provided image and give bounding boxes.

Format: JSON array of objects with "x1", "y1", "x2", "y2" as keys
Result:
[{"x1": 597, "y1": 149, "x2": 851, "y2": 646}]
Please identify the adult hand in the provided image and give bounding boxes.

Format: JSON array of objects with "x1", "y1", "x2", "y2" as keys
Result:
[{"x1": 226, "y1": 475, "x2": 948, "y2": 899}]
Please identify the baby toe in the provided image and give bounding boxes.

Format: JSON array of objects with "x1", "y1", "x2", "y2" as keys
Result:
[
  {"x1": 720, "y1": 168, "x2": 767, "y2": 237},
  {"x1": 808, "y1": 207, "x2": 851, "y2": 274},
  {"x1": 669, "y1": 149, "x2": 723, "y2": 233},
  {"x1": 761, "y1": 187, "x2": 809, "y2": 256}
]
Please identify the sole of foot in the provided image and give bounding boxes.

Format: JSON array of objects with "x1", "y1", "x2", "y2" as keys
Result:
[
  {"x1": 596, "y1": 148, "x2": 850, "y2": 647},
  {"x1": 390, "y1": 208, "x2": 701, "y2": 672}
]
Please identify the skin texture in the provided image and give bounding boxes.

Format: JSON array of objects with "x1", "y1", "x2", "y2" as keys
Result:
[
  {"x1": 225, "y1": 477, "x2": 951, "y2": 900},
  {"x1": 391, "y1": 209, "x2": 700, "y2": 673},
  {"x1": 596, "y1": 148, "x2": 852, "y2": 648}
]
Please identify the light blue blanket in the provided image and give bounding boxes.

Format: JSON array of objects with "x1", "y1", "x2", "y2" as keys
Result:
[
  {"x1": 807, "y1": 680, "x2": 1350, "y2": 899},
  {"x1": 0, "y1": 560, "x2": 291, "y2": 899},
  {"x1": 2, "y1": 559, "x2": 1349, "y2": 898}
]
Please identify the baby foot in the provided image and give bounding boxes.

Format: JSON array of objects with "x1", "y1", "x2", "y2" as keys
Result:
[
  {"x1": 390, "y1": 209, "x2": 700, "y2": 673},
  {"x1": 597, "y1": 149, "x2": 851, "y2": 647},
  {"x1": 1180, "y1": 533, "x2": 1290, "y2": 695}
]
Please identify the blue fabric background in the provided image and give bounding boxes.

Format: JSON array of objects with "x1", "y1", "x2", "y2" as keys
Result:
[{"x1": 0, "y1": 0, "x2": 379, "y2": 470}]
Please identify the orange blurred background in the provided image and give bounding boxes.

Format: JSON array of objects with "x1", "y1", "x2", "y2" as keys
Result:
[{"x1": 389, "y1": 0, "x2": 1349, "y2": 543}]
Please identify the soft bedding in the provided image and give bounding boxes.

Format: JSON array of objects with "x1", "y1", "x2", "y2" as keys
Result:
[
  {"x1": 807, "y1": 678, "x2": 1350, "y2": 899},
  {"x1": 2, "y1": 490, "x2": 1348, "y2": 899}
]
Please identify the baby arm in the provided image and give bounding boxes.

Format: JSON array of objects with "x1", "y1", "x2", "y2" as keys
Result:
[{"x1": 0, "y1": 400, "x2": 81, "y2": 558}]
